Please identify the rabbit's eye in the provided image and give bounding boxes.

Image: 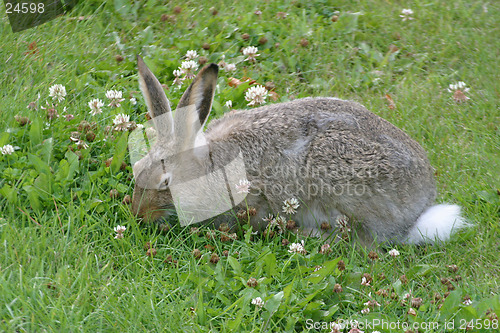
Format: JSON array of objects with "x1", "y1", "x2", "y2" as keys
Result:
[{"x1": 158, "y1": 172, "x2": 172, "y2": 191}]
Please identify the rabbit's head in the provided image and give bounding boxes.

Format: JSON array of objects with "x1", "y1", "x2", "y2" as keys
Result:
[{"x1": 131, "y1": 55, "x2": 218, "y2": 223}]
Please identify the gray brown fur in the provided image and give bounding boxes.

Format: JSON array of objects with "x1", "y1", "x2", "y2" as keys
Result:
[{"x1": 132, "y1": 59, "x2": 441, "y2": 243}]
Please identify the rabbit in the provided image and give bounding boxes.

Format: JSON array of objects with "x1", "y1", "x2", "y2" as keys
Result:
[{"x1": 131, "y1": 55, "x2": 466, "y2": 244}]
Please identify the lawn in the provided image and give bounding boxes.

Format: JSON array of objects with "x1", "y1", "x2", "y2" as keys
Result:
[{"x1": 0, "y1": 0, "x2": 499, "y2": 332}]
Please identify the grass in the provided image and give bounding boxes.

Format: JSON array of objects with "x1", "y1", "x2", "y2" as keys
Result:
[{"x1": 0, "y1": 0, "x2": 499, "y2": 332}]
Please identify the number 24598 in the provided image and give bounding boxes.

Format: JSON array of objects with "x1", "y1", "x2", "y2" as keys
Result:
[{"x1": 6, "y1": 2, "x2": 45, "y2": 14}]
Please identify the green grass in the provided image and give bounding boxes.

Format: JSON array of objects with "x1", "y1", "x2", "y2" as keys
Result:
[{"x1": 0, "y1": 0, "x2": 499, "y2": 332}]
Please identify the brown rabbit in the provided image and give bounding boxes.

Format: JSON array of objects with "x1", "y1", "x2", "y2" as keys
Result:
[{"x1": 131, "y1": 55, "x2": 466, "y2": 244}]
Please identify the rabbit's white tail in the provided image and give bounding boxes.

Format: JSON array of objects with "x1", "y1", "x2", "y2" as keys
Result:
[{"x1": 406, "y1": 204, "x2": 467, "y2": 244}]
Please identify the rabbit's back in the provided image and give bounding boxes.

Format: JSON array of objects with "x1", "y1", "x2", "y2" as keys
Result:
[{"x1": 205, "y1": 98, "x2": 436, "y2": 241}]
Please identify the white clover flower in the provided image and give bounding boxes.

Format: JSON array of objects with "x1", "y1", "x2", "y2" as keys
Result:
[
  {"x1": 282, "y1": 197, "x2": 300, "y2": 214},
  {"x1": 251, "y1": 297, "x2": 264, "y2": 308},
  {"x1": 224, "y1": 63, "x2": 236, "y2": 72},
  {"x1": 447, "y1": 81, "x2": 471, "y2": 102},
  {"x1": 336, "y1": 214, "x2": 351, "y2": 233},
  {"x1": 288, "y1": 240, "x2": 306, "y2": 255},
  {"x1": 180, "y1": 60, "x2": 199, "y2": 70},
  {"x1": 262, "y1": 214, "x2": 274, "y2": 223},
  {"x1": 235, "y1": 179, "x2": 251, "y2": 194},
  {"x1": 173, "y1": 77, "x2": 184, "y2": 87},
  {"x1": 106, "y1": 90, "x2": 125, "y2": 107},
  {"x1": 361, "y1": 308, "x2": 370, "y2": 314},
  {"x1": 447, "y1": 81, "x2": 470, "y2": 93},
  {"x1": 388, "y1": 249, "x2": 400, "y2": 257},
  {"x1": 330, "y1": 323, "x2": 343, "y2": 333},
  {"x1": 364, "y1": 300, "x2": 381, "y2": 307},
  {"x1": 185, "y1": 50, "x2": 199, "y2": 60},
  {"x1": 269, "y1": 216, "x2": 285, "y2": 234},
  {"x1": 330, "y1": 323, "x2": 342, "y2": 330},
  {"x1": 69, "y1": 133, "x2": 79, "y2": 142},
  {"x1": 361, "y1": 277, "x2": 370, "y2": 286},
  {"x1": 27, "y1": 101, "x2": 37, "y2": 110},
  {"x1": 69, "y1": 133, "x2": 89, "y2": 149},
  {"x1": 113, "y1": 113, "x2": 130, "y2": 131},
  {"x1": 114, "y1": 225, "x2": 126, "y2": 239},
  {"x1": 113, "y1": 113, "x2": 130, "y2": 125},
  {"x1": 180, "y1": 60, "x2": 199, "y2": 79},
  {"x1": 173, "y1": 68, "x2": 185, "y2": 86},
  {"x1": 1, "y1": 144, "x2": 14, "y2": 155},
  {"x1": 224, "y1": 100, "x2": 233, "y2": 109},
  {"x1": 49, "y1": 84, "x2": 66, "y2": 102},
  {"x1": 243, "y1": 46, "x2": 260, "y2": 62},
  {"x1": 173, "y1": 69, "x2": 183, "y2": 77},
  {"x1": 245, "y1": 85, "x2": 268, "y2": 106},
  {"x1": 105, "y1": 90, "x2": 120, "y2": 99},
  {"x1": 319, "y1": 243, "x2": 331, "y2": 254},
  {"x1": 218, "y1": 54, "x2": 227, "y2": 69},
  {"x1": 114, "y1": 225, "x2": 126, "y2": 233},
  {"x1": 408, "y1": 308, "x2": 417, "y2": 316},
  {"x1": 400, "y1": 8, "x2": 414, "y2": 21},
  {"x1": 88, "y1": 98, "x2": 104, "y2": 115},
  {"x1": 76, "y1": 140, "x2": 89, "y2": 150},
  {"x1": 130, "y1": 97, "x2": 137, "y2": 105}
]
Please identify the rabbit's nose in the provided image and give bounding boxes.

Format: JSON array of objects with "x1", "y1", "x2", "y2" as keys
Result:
[
  {"x1": 132, "y1": 205, "x2": 162, "y2": 223},
  {"x1": 131, "y1": 199, "x2": 174, "y2": 224}
]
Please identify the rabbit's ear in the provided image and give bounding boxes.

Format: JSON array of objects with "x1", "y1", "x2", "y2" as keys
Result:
[
  {"x1": 174, "y1": 63, "x2": 218, "y2": 151},
  {"x1": 137, "y1": 55, "x2": 173, "y2": 136},
  {"x1": 177, "y1": 63, "x2": 218, "y2": 127}
]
